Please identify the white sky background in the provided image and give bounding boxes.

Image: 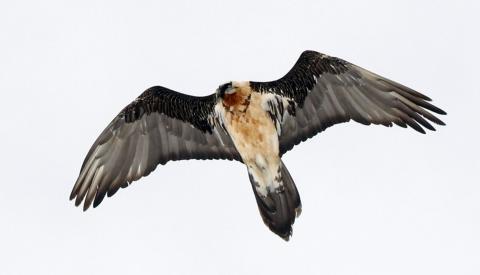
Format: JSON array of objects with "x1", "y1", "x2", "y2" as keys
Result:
[{"x1": 0, "y1": 0, "x2": 479, "y2": 274}]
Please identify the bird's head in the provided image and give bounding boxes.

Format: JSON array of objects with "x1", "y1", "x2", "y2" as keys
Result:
[{"x1": 216, "y1": 81, "x2": 235, "y2": 99}]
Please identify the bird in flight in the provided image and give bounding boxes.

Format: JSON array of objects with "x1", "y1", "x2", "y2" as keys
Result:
[{"x1": 70, "y1": 50, "x2": 446, "y2": 240}]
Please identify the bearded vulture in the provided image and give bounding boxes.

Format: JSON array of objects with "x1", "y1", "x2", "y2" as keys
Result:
[{"x1": 70, "y1": 50, "x2": 446, "y2": 240}]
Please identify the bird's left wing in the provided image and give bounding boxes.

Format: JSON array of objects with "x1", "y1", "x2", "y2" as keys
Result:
[
  {"x1": 250, "y1": 50, "x2": 446, "y2": 155},
  {"x1": 70, "y1": 86, "x2": 240, "y2": 210}
]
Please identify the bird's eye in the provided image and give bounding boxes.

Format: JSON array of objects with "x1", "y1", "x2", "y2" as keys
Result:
[{"x1": 225, "y1": 86, "x2": 236, "y2": 94}]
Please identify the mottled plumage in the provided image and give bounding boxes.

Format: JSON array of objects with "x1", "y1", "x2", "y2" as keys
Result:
[{"x1": 70, "y1": 50, "x2": 445, "y2": 240}]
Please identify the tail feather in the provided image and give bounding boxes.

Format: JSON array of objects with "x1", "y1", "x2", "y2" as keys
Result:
[{"x1": 248, "y1": 160, "x2": 301, "y2": 240}]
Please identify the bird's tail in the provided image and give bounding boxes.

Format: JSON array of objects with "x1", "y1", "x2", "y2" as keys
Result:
[{"x1": 248, "y1": 159, "x2": 302, "y2": 241}]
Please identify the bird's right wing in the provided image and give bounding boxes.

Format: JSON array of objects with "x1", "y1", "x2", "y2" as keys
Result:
[
  {"x1": 70, "y1": 86, "x2": 240, "y2": 210},
  {"x1": 250, "y1": 51, "x2": 446, "y2": 155}
]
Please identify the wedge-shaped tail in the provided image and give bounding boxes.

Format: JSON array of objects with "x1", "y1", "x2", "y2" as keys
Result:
[{"x1": 248, "y1": 160, "x2": 302, "y2": 240}]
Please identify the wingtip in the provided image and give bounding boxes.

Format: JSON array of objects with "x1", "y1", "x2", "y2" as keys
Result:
[
  {"x1": 432, "y1": 116, "x2": 446, "y2": 126},
  {"x1": 417, "y1": 127, "x2": 427, "y2": 134},
  {"x1": 433, "y1": 106, "x2": 447, "y2": 115},
  {"x1": 74, "y1": 195, "x2": 83, "y2": 207}
]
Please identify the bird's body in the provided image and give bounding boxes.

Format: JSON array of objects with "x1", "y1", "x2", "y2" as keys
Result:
[
  {"x1": 70, "y1": 50, "x2": 446, "y2": 240},
  {"x1": 216, "y1": 83, "x2": 301, "y2": 239},
  {"x1": 219, "y1": 83, "x2": 280, "y2": 197}
]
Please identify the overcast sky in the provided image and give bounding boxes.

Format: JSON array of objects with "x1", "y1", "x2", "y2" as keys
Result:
[{"x1": 1, "y1": 0, "x2": 479, "y2": 274}]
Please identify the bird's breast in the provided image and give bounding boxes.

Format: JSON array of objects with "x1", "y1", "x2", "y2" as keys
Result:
[
  {"x1": 222, "y1": 92, "x2": 280, "y2": 165},
  {"x1": 223, "y1": 92, "x2": 246, "y2": 108}
]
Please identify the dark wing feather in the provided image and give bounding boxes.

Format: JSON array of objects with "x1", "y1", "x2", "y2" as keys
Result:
[
  {"x1": 70, "y1": 86, "x2": 240, "y2": 210},
  {"x1": 250, "y1": 50, "x2": 446, "y2": 155}
]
